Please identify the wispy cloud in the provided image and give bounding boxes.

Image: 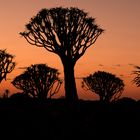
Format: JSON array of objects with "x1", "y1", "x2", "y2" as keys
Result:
[
  {"x1": 114, "y1": 64, "x2": 121, "y2": 67},
  {"x1": 98, "y1": 64, "x2": 104, "y2": 67},
  {"x1": 128, "y1": 63, "x2": 134, "y2": 66},
  {"x1": 18, "y1": 67, "x2": 27, "y2": 69}
]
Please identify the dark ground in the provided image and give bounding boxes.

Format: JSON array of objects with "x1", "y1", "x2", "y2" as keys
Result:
[{"x1": 0, "y1": 97, "x2": 140, "y2": 139}]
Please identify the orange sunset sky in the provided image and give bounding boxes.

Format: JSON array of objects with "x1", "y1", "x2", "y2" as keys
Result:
[{"x1": 0, "y1": 0, "x2": 140, "y2": 100}]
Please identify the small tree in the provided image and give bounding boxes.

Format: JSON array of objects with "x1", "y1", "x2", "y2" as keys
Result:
[
  {"x1": 132, "y1": 66, "x2": 140, "y2": 87},
  {"x1": 0, "y1": 49, "x2": 15, "y2": 84},
  {"x1": 20, "y1": 7, "x2": 103, "y2": 101},
  {"x1": 82, "y1": 71, "x2": 125, "y2": 102},
  {"x1": 12, "y1": 64, "x2": 62, "y2": 99}
]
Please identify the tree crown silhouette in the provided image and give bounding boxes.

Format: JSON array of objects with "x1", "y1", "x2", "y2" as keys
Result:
[
  {"x1": 132, "y1": 66, "x2": 140, "y2": 87},
  {"x1": 12, "y1": 64, "x2": 62, "y2": 99},
  {"x1": 82, "y1": 71, "x2": 125, "y2": 102},
  {"x1": 0, "y1": 49, "x2": 15, "y2": 84},
  {"x1": 20, "y1": 7, "x2": 103, "y2": 101}
]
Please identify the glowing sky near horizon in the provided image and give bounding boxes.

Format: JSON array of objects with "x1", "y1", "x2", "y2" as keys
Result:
[{"x1": 0, "y1": 0, "x2": 140, "y2": 100}]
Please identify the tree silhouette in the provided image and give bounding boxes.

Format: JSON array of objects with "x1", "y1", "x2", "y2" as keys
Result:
[
  {"x1": 12, "y1": 64, "x2": 62, "y2": 99},
  {"x1": 82, "y1": 71, "x2": 125, "y2": 102},
  {"x1": 132, "y1": 66, "x2": 140, "y2": 87},
  {"x1": 20, "y1": 7, "x2": 103, "y2": 101},
  {"x1": 0, "y1": 49, "x2": 15, "y2": 84}
]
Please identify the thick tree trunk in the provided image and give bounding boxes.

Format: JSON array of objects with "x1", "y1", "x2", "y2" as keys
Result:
[{"x1": 62, "y1": 61, "x2": 78, "y2": 101}]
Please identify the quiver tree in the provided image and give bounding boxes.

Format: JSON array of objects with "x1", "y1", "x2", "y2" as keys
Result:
[
  {"x1": 12, "y1": 64, "x2": 62, "y2": 99},
  {"x1": 0, "y1": 49, "x2": 15, "y2": 84},
  {"x1": 132, "y1": 66, "x2": 140, "y2": 87},
  {"x1": 20, "y1": 7, "x2": 103, "y2": 101},
  {"x1": 82, "y1": 71, "x2": 125, "y2": 102}
]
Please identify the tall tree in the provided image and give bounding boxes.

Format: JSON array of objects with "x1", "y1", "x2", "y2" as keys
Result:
[
  {"x1": 20, "y1": 7, "x2": 103, "y2": 101},
  {"x1": 12, "y1": 64, "x2": 62, "y2": 99},
  {"x1": 82, "y1": 71, "x2": 124, "y2": 102},
  {"x1": 0, "y1": 49, "x2": 15, "y2": 84},
  {"x1": 132, "y1": 66, "x2": 140, "y2": 87}
]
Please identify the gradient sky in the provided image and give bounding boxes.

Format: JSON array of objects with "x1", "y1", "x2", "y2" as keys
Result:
[{"x1": 0, "y1": 0, "x2": 140, "y2": 100}]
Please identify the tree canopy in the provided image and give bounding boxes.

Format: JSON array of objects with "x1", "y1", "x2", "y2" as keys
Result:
[
  {"x1": 12, "y1": 64, "x2": 62, "y2": 99},
  {"x1": 132, "y1": 66, "x2": 140, "y2": 87},
  {"x1": 82, "y1": 71, "x2": 125, "y2": 102}
]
